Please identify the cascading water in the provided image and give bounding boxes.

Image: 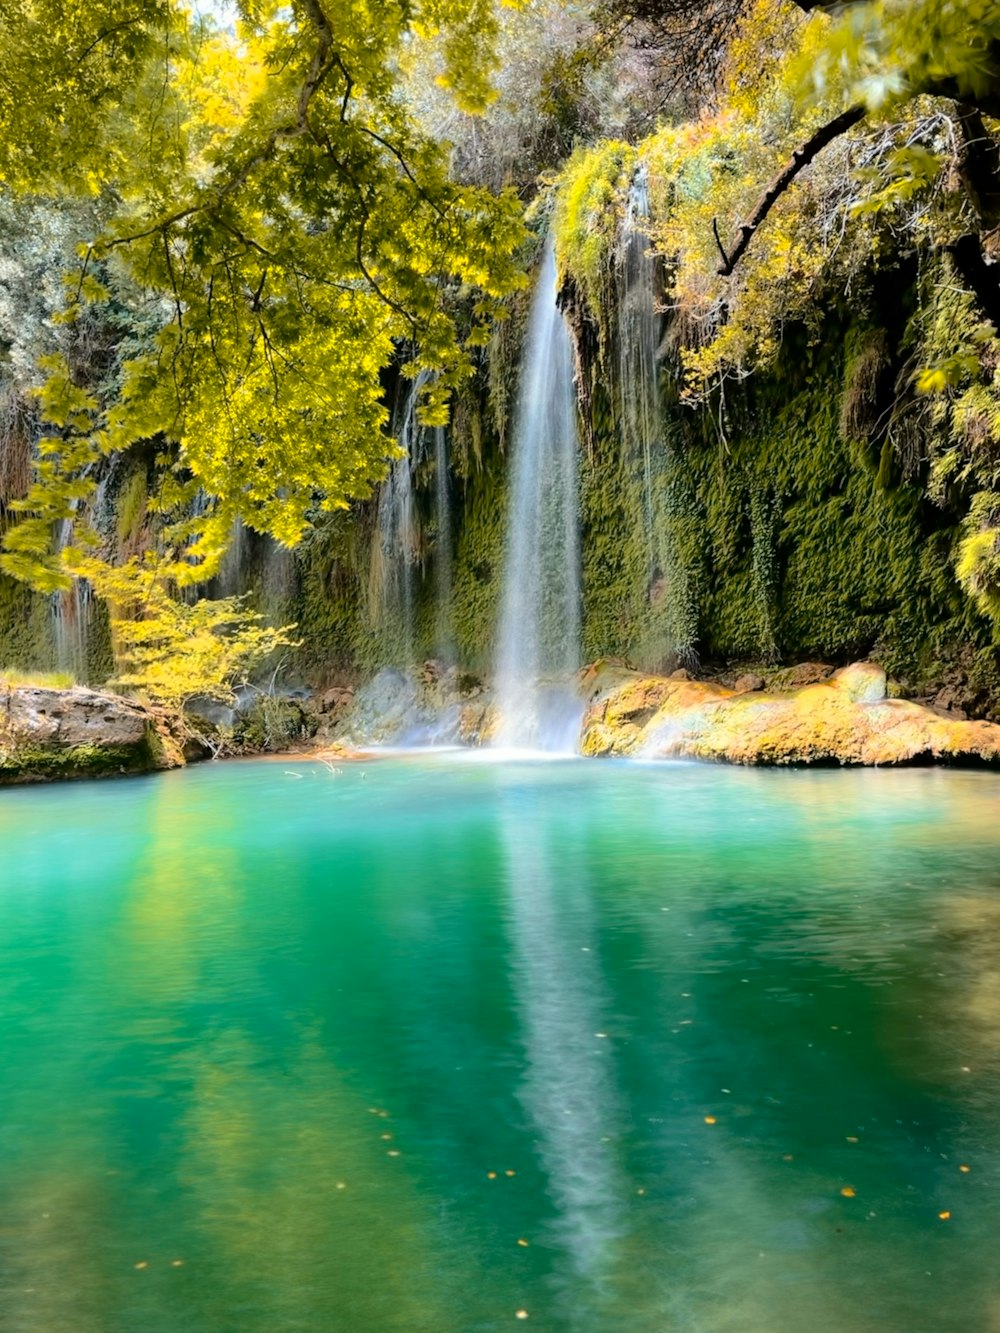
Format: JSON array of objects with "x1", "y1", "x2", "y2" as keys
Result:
[
  {"x1": 216, "y1": 517, "x2": 295, "y2": 625},
  {"x1": 372, "y1": 371, "x2": 428, "y2": 666},
  {"x1": 372, "y1": 370, "x2": 454, "y2": 670},
  {"x1": 494, "y1": 239, "x2": 582, "y2": 752},
  {"x1": 617, "y1": 165, "x2": 662, "y2": 560},
  {"x1": 51, "y1": 505, "x2": 90, "y2": 680},
  {"x1": 217, "y1": 517, "x2": 251, "y2": 597}
]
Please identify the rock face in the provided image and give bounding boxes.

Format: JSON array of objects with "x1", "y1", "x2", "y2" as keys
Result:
[
  {"x1": 0, "y1": 685, "x2": 180, "y2": 784},
  {"x1": 340, "y1": 663, "x2": 490, "y2": 746},
  {"x1": 580, "y1": 661, "x2": 1000, "y2": 767}
]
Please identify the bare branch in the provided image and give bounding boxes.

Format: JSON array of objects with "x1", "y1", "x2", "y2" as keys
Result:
[{"x1": 715, "y1": 104, "x2": 867, "y2": 276}]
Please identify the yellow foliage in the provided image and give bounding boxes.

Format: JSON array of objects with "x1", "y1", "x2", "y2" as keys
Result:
[
  {"x1": 74, "y1": 553, "x2": 299, "y2": 711},
  {"x1": 552, "y1": 141, "x2": 636, "y2": 341}
]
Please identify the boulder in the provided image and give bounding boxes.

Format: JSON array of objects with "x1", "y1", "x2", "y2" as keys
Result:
[
  {"x1": 832, "y1": 661, "x2": 887, "y2": 703},
  {"x1": 732, "y1": 672, "x2": 766, "y2": 694},
  {"x1": 0, "y1": 685, "x2": 181, "y2": 784}
]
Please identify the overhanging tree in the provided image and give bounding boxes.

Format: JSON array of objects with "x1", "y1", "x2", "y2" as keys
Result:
[{"x1": 0, "y1": 0, "x2": 529, "y2": 596}]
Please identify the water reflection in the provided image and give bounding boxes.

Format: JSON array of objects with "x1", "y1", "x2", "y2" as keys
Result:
[{"x1": 500, "y1": 779, "x2": 626, "y2": 1322}]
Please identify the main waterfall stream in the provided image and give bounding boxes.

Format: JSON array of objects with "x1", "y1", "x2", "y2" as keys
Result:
[
  {"x1": 3, "y1": 758, "x2": 1000, "y2": 1332},
  {"x1": 495, "y1": 240, "x2": 581, "y2": 751}
]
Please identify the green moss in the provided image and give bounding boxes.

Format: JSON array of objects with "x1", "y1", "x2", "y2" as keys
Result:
[
  {"x1": 0, "y1": 571, "x2": 56, "y2": 673},
  {"x1": 449, "y1": 452, "x2": 507, "y2": 673},
  {"x1": 0, "y1": 740, "x2": 154, "y2": 783},
  {"x1": 115, "y1": 469, "x2": 148, "y2": 546},
  {"x1": 234, "y1": 696, "x2": 315, "y2": 751}
]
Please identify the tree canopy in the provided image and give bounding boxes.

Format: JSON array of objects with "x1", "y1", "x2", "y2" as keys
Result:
[{"x1": 0, "y1": 0, "x2": 529, "y2": 590}]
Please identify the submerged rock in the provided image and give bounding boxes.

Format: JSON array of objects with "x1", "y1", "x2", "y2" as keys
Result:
[
  {"x1": 580, "y1": 661, "x2": 1000, "y2": 767},
  {"x1": 0, "y1": 685, "x2": 181, "y2": 784}
]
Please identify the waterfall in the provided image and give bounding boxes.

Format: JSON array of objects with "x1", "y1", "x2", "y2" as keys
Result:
[
  {"x1": 494, "y1": 240, "x2": 582, "y2": 752},
  {"x1": 372, "y1": 370, "x2": 454, "y2": 670},
  {"x1": 216, "y1": 517, "x2": 294, "y2": 626},
  {"x1": 51, "y1": 506, "x2": 90, "y2": 681},
  {"x1": 372, "y1": 371, "x2": 429, "y2": 667},
  {"x1": 217, "y1": 517, "x2": 250, "y2": 597},
  {"x1": 617, "y1": 166, "x2": 662, "y2": 560},
  {"x1": 261, "y1": 538, "x2": 295, "y2": 623},
  {"x1": 433, "y1": 424, "x2": 453, "y2": 663}
]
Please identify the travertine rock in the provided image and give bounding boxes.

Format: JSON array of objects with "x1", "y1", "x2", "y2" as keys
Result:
[{"x1": 579, "y1": 661, "x2": 1000, "y2": 767}]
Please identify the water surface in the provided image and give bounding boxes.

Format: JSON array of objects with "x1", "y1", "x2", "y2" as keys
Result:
[{"x1": 2, "y1": 758, "x2": 1000, "y2": 1331}]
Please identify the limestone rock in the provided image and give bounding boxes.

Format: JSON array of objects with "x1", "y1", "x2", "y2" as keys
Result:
[
  {"x1": 0, "y1": 685, "x2": 179, "y2": 783},
  {"x1": 832, "y1": 662, "x2": 887, "y2": 703},
  {"x1": 733, "y1": 673, "x2": 765, "y2": 694}
]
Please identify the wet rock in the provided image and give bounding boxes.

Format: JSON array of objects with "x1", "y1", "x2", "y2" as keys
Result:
[
  {"x1": 579, "y1": 669, "x2": 680, "y2": 757},
  {"x1": 832, "y1": 662, "x2": 887, "y2": 703},
  {"x1": 319, "y1": 686, "x2": 356, "y2": 723},
  {"x1": 580, "y1": 660, "x2": 1000, "y2": 768},
  {"x1": 0, "y1": 685, "x2": 179, "y2": 783},
  {"x1": 767, "y1": 662, "x2": 834, "y2": 689},
  {"x1": 338, "y1": 665, "x2": 492, "y2": 747},
  {"x1": 459, "y1": 700, "x2": 495, "y2": 745},
  {"x1": 342, "y1": 668, "x2": 422, "y2": 743},
  {"x1": 733, "y1": 673, "x2": 765, "y2": 694},
  {"x1": 927, "y1": 684, "x2": 970, "y2": 719}
]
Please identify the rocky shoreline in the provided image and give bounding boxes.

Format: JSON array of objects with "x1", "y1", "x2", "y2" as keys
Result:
[
  {"x1": 577, "y1": 661, "x2": 1000, "y2": 766},
  {"x1": 0, "y1": 684, "x2": 184, "y2": 785},
  {"x1": 3, "y1": 659, "x2": 1000, "y2": 786}
]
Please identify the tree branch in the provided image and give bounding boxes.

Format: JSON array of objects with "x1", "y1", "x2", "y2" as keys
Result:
[{"x1": 714, "y1": 104, "x2": 866, "y2": 276}]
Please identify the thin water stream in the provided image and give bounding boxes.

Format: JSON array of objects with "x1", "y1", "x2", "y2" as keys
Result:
[
  {"x1": 2, "y1": 759, "x2": 1000, "y2": 1331},
  {"x1": 373, "y1": 372, "x2": 427, "y2": 667}
]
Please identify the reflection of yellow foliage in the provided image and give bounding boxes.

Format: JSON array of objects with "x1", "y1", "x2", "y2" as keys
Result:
[
  {"x1": 940, "y1": 894, "x2": 1000, "y2": 1067},
  {"x1": 178, "y1": 1028, "x2": 453, "y2": 1329},
  {"x1": 115, "y1": 771, "x2": 242, "y2": 1006}
]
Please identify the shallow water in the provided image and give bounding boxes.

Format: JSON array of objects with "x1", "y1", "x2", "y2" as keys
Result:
[{"x1": 2, "y1": 758, "x2": 1000, "y2": 1332}]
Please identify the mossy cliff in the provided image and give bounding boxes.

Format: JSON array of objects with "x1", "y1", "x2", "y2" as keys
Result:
[
  {"x1": 579, "y1": 321, "x2": 995, "y2": 691},
  {"x1": 276, "y1": 302, "x2": 999, "y2": 719},
  {"x1": 4, "y1": 303, "x2": 996, "y2": 718},
  {"x1": 2, "y1": 235, "x2": 998, "y2": 721}
]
